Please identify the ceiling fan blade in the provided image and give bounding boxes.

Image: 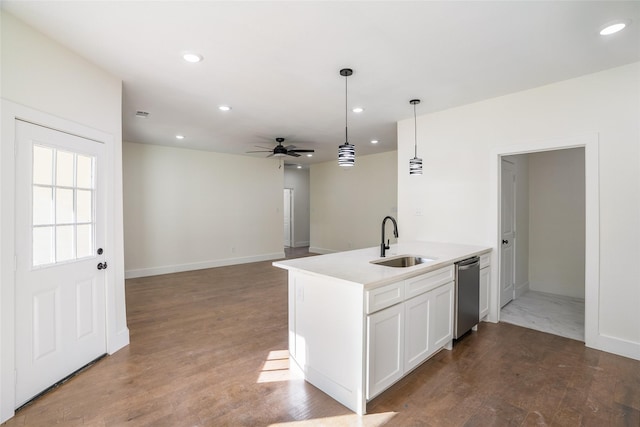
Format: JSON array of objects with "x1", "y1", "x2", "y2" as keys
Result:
[
  {"x1": 289, "y1": 149, "x2": 314, "y2": 153},
  {"x1": 284, "y1": 145, "x2": 296, "y2": 150},
  {"x1": 254, "y1": 145, "x2": 274, "y2": 150},
  {"x1": 246, "y1": 150, "x2": 272, "y2": 153},
  {"x1": 287, "y1": 152, "x2": 301, "y2": 157},
  {"x1": 267, "y1": 153, "x2": 275, "y2": 158}
]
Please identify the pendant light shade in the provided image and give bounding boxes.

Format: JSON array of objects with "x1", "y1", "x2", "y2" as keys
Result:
[
  {"x1": 338, "y1": 68, "x2": 355, "y2": 167},
  {"x1": 338, "y1": 141, "x2": 355, "y2": 166},
  {"x1": 409, "y1": 99, "x2": 422, "y2": 175},
  {"x1": 409, "y1": 156, "x2": 422, "y2": 174}
]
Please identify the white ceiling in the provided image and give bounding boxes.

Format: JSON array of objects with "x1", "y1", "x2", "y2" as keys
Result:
[{"x1": 3, "y1": 1, "x2": 639, "y2": 165}]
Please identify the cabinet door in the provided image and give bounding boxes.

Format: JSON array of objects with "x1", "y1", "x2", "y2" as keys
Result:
[
  {"x1": 366, "y1": 303, "x2": 404, "y2": 400},
  {"x1": 479, "y1": 267, "x2": 490, "y2": 320},
  {"x1": 429, "y1": 281, "x2": 454, "y2": 351},
  {"x1": 404, "y1": 291, "x2": 431, "y2": 372}
]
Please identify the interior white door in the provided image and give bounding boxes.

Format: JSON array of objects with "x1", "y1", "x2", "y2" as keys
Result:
[
  {"x1": 283, "y1": 188, "x2": 293, "y2": 247},
  {"x1": 15, "y1": 120, "x2": 107, "y2": 406},
  {"x1": 500, "y1": 159, "x2": 516, "y2": 307}
]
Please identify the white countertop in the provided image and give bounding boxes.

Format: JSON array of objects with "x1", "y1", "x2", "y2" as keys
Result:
[{"x1": 273, "y1": 241, "x2": 491, "y2": 290}]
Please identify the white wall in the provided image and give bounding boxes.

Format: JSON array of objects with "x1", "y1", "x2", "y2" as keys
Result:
[
  {"x1": 284, "y1": 167, "x2": 310, "y2": 247},
  {"x1": 0, "y1": 11, "x2": 128, "y2": 421},
  {"x1": 398, "y1": 62, "x2": 640, "y2": 360},
  {"x1": 123, "y1": 142, "x2": 284, "y2": 278},
  {"x1": 529, "y1": 148, "x2": 585, "y2": 299},
  {"x1": 503, "y1": 155, "x2": 530, "y2": 297},
  {"x1": 310, "y1": 151, "x2": 398, "y2": 253}
]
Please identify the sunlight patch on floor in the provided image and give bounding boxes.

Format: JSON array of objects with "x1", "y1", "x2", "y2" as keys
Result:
[
  {"x1": 269, "y1": 412, "x2": 397, "y2": 426},
  {"x1": 257, "y1": 349, "x2": 304, "y2": 383}
]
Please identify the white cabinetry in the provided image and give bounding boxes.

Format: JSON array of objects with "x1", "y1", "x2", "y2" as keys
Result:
[
  {"x1": 404, "y1": 281, "x2": 454, "y2": 374},
  {"x1": 366, "y1": 266, "x2": 455, "y2": 400},
  {"x1": 366, "y1": 281, "x2": 403, "y2": 314},
  {"x1": 429, "y1": 281, "x2": 455, "y2": 351},
  {"x1": 479, "y1": 253, "x2": 491, "y2": 320},
  {"x1": 278, "y1": 245, "x2": 492, "y2": 415},
  {"x1": 404, "y1": 291, "x2": 431, "y2": 373},
  {"x1": 405, "y1": 266, "x2": 454, "y2": 299},
  {"x1": 366, "y1": 303, "x2": 404, "y2": 399}
]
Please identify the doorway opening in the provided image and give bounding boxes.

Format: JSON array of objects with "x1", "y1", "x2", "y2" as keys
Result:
[
  {"x1": 284, "y1": 188, "x2": 294, "y2": 248},
  {"x1": 498, "y1": 147, "x2": 586, "y2": 342},
  {"x1": 283, "y1": 166, "x2": 311, "y2": 253}
]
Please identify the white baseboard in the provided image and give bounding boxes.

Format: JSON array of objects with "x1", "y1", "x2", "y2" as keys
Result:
[
  {"x1": 515, "y1": 281, "x2": 530, "y2": 298},
  {"x1": 125, "y1": 252, "x2": 285, "y2": 279},
  {"x1": 108, "y1": 328, "x2": 130, "y2": 354},
  {"x1": 528, "y1": 281, "x2": 585, "y2": 299},
  {"x1": 588, "y1": 333, "x2": 640, "y2": 361},
  {"x1": 294, "y1": 240, "x2": 310, "y2": 248},
  {"x1": 308, "y1": 246, "x2": 336, "y2": 255}
]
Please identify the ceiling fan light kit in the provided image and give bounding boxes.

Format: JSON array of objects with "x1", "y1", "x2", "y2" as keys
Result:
[
  {"x1": 409, "y1": 99, "x2": 423, "y2": 175},
  {"x1": 338, "y1": 68, "x2": 355, "y2": 167}
]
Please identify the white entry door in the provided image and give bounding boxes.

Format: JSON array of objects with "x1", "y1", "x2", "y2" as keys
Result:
[
  {"x1": 500, "y1": 159, "x2": 516, "y2": 307},
  {"x1": 15, "y1": 120, "x2": 107, "y2": 406}
]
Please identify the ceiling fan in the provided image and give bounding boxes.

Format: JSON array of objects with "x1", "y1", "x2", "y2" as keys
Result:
[{"x1": 247, "y1": 137, "x2": 314, "y2": 158}]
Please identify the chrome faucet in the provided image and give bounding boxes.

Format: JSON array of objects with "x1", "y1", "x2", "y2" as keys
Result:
[{"x1": 380, "y1": 216, "x2": 399, "y2": 257}]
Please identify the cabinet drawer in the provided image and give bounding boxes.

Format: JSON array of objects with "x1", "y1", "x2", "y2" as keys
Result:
[
  {"x1": 405, "y1": 266, "x2": 454, "y2": 299},
  {"x1": 366, "y1": 281, "x2": 404, "y2": 314},
  {"x1": 480, "y1": 253, "x2": 491, "y2": 269}
]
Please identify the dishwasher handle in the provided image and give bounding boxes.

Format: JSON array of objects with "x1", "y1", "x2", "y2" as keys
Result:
[{"x1": 457, "y1": 257, "x2": 480, "y2": 270}]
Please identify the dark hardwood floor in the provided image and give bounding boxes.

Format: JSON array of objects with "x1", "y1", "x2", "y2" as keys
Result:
[{"x1": 4, "y1": 253, "x2": 639, "y2": 426}]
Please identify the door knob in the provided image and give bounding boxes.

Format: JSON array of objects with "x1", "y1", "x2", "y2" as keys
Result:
[
  {"x1": 97, "y1": 262, "x2": 108, "y2": 270},
  {"x1": 502, "y1": 239, "x2": 509, "y2": 245}
]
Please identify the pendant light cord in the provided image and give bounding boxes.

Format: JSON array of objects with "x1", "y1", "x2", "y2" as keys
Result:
[
  {"x1": 345, "y1": 74, "x2": 349, "y2": 144},
  {"x1": 413, "y1": 102, "x2": 418, "y2": 157}
]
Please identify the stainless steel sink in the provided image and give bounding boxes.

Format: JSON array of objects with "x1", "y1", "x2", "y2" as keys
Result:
[{"x1": 371, "y1": 255, "x2": 433, "y2": 268}]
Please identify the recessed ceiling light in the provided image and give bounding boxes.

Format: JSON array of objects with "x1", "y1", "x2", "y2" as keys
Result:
[
  {"x1": 371, "y1": 139, "x2": 379, "y2": 144},
  {"x1": 599, "y1": 21, "x2": 628, "y2": 36},
  {"x1": 218, "y1": 105, "x2": 232, "y2": 111},
  {"x1": 306, "y1": 154, "x2": 313, "y2": 157},
  {"x1": 182, "y1": 52, "x2": 203, "y2": 63},
  {"x1": 176, "y1": 135, "x2": 184, "y2": 140},
  {"x1": 352, "y1": 107, "x2": 364, "y2": 113},
  {"x1": 297, "y1": 165, "x2": 302, "y2": 169}
]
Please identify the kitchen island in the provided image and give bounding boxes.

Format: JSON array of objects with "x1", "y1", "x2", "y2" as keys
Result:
[{"x1": 273, "y1": 241, "x2": 491, "y2": 415}]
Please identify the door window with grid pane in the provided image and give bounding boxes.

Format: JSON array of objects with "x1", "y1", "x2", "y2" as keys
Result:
[{"x1": 32, "y1": 145, "x2": 95, "y2": 267}]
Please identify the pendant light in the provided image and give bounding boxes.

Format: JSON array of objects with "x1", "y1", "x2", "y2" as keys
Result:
[
  {"x1": 409, "y1": 99, "x2": 422, "y2": 175},
  {"x1": 338, "y1": 68, "x2": 355, "y2": 167}
]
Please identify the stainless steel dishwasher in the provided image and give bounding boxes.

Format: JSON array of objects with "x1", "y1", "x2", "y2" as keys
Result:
[{"x1": 454, "y1": 256, "x2": 480, "y2": 339}]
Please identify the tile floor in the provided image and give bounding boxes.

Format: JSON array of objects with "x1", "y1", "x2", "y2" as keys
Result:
[{"x1": 500, "y1": 290, "x2": 585, "y2": 342}]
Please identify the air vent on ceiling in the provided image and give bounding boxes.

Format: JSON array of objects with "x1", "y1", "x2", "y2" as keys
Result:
[{"x1": 135, "y1": 110, "x2": 149, "y2": 118}]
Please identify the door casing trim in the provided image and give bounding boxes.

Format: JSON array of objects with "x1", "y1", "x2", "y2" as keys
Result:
[{"x1": 489, "y1": 133, "x2": 598, "y2": 351}]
